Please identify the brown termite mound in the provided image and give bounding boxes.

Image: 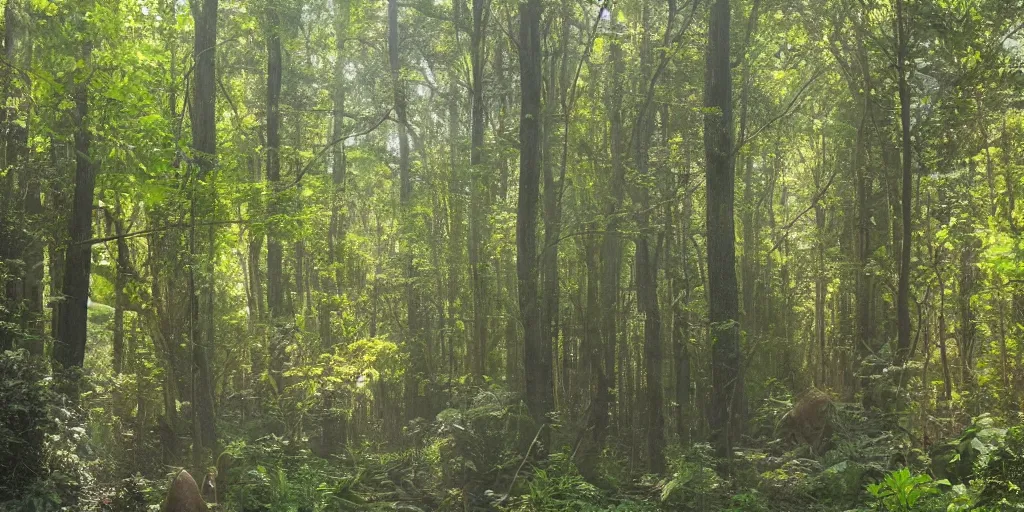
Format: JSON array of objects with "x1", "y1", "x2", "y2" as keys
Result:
[
  {"x1": 162, "y1": 470, "x2": 208, "y2": 512},
  {"x1": 777, "y1": 388, "x2": 837, "y2": 455}
]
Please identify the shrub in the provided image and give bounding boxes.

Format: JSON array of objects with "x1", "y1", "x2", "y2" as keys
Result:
[
  {"x1": 977, "y1": 424, "x2": 1024, "y2": 508},
  {"x1": 504, "y1": 455, "x2": 605, "y2": 512},
  {"x1": 866, "y1": 468, "x2": 942, "y2": 512},
  {"x1": 658, "y1": 444, "x2": 727, "y2": 510},
  {"x1": 930, "y1": 414, "x2": 1007, "y2": 485},
  {"x1": 0, "y1": 350, "x2": 55, "y2": 502}
]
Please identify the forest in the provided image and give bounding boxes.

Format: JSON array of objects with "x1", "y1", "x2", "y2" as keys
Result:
[{"x1": 1, "y1": 0, "x2": 1023, "y2": 509}]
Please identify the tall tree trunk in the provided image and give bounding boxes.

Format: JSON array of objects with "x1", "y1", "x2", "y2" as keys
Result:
[
  {"x1": 12, "y1": 1, "x2": 42, "y2": 351},
  {"x1": 189, "y1": 0, "x2": 219, "y2": 465},
  {"x1": 388, "y1": 0, "x2": 423, "y2": 421},
  {"x1": 737, "y1": 0, "x2": 760, "y2": 339},
  {"x1": 958, "y1": 245, "x2": 978, "y2": 387},
  {"x1": 815, "y1": 134, "x2": 827, "y2": 386},
  {"x1": 894, "y1": 0, "x2": 913, "y2": 364},
  {"x1": 541, "y1": 26, "x2": 563, "y2": 410},
  {"x1": 704, "y1": 0, "x2": 743, "y2": 461},
  {"x1": 632, "y1": 0, "x2": 665, "y2": 473},
  {"x1": 47, "y1": 138, "x2": 66, "y2": 342},
  {"x1": 1002, "y1": 121, "x2": 1024, "y2": 392},
  {"x1": 636, "y1": 230, "x2": 664, "y2": 472},
  {"x1": 266, "y1": 4, "x2": 285, "y2": 392},
  {"x1": 112, "y1": 200, "x2": 129, "y2": 374},
  {"x1": 853, "y1": 89, "x2": 872, "y2": 388},
  {"x1": 0, "y1": 0, "x2": 15, "y2": 213},
  {"x1": 580, "y1": 224, "x2": 603, "y2": 457},
  {"x1": 517, "y1": 0, "x2": 550, "y2": 438},
  {"x1": 54, "y1": 12, "x2": 94, "y2": 386},
  {"x1": 674, "y1": 163, "x2": 692, "y2": 443},
  {"x1": 321, "y1": 0, "x2": 350, "y2": 455},
  {"x1": 937, "y1": 275, "x2": 952, "y2": 401},
  {"x1": 595, "y1": 12, "x2": 626, "y2": 447},
  {"x1": 327, "y1": 24, "x2": 347, "y2": 290},
  {"x1": 268, "y1": 12, "x2": 284, "y2": 315},
  {"x1": 445, "y1": 78, "x2": 461, "y2": 394},
  {"x1": 468, "y1": 0, "x2": 488, "y2": 383}
]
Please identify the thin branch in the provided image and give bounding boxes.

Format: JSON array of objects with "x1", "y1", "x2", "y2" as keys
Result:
[
  {"x1": 736, "y1": 68, "x2": 823, "y2": 153},
  {"x1": 74, "y1": 220, "x2": 248, "y2": 247},
  {"x1": 768, "y1": 168, "x2": 838, "y2": 253},
  {"x1": 496, "y1": 423, "x2": 547, "y2": 506},
  {"x1": 284, "y1": 109, "x2": 393, "y2": 187}
]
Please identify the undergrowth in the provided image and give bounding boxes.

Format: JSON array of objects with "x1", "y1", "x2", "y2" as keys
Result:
[{"x1": 4, "y1": 357, "x2": 1024, "y2": 512}]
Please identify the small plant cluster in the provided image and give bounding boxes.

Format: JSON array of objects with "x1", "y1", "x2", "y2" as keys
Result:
[{"x1": 0, "y1": 350, "x2": 94, "y2": 511}]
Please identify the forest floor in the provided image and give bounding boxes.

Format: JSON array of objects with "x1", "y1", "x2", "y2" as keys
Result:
[{"x1": 3, "y1": 348, "x2": 1024, "y2": 512}]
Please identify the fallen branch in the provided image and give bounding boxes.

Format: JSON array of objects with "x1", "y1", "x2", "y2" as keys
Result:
[{"x1": 496, "y1": 423, "x2": 547, "y2": 505}]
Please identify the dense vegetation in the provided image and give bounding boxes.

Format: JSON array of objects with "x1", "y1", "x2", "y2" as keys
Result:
[{"x1": 1, "y1": 0, "x2": 1023, "y2": 509}]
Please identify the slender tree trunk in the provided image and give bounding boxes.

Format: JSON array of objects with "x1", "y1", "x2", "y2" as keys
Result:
[
  {"x1": 321, "y1": 0, "x2": 350, "y2": 454},
  {"x1": 582, "y1": 225, "x2": 603, "y2": 448},
  {"x1": 632, "y1": 0, "x2": 665, "y2": 471},
  {"x1": 704, "y1": 0, "x2": 743, "y2": 461},
  {"x1": 737, "y1": 0, "x2": 760, "y2": 339},
  {"x1": 815, "y1": 134, "x2": 827, "y2": 386},
  {"x1": 446, "y1": 74, "x2": 462, "y2": 387},
  {"x1": 595, "y1": 12, "x2": 626, "y2": 447},
  {"x1": 265, "y1": 5, "x2": 286, "y2": 396},
  {"x1": 468, "y1": 0, "x2": 488, "y2": 383},
  {"x1": 674, "y1": 164, "x2": 692, "y2": 443},
  {"x1": 1002, "y1": 121, "x2": 1024, "y2": 392},
  {"x1": 518, "y1": 0, "x2": 550, "y2": 437},
  {"x1": 541, "y1": 62, "x2": 562, "y2": 411},
  {"x1": 326, "y1": 0, "x2": 349, "y2": 346},
  {"x1": 959, "y1": 245, "x2": 978, "y2": 387},
  {"x1": 854, "y1": 98, "x2": 872, "y2": 387},
  {"x1": 388, "y1": 0, "x2": 423, "y2": 421},
  {"x1": 895, "y1": 0, "x2": 913, "y2": 364},
  {"x1": 0, "y1": 0, "x2": 15, "y2": 213},
  {"x1": 54, "y1": 13, "x2": 94, "y2": 385},
  {"x1": 47, "y1": 139, "x2": 66, "y2": 342},
  {"x1": 938, "y1": 279, "x2": 952, "y2": 401},
  {"x1": 189, "y1": 0, "x2": 219, "y2": 464},
  {"x1": 112, "y1": 200, "x2": 129, "y2": 374}
]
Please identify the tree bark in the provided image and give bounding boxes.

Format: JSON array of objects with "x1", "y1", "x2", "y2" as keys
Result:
[
  {"x1": 469, "y1": 0, "x2": 488, "y2": 382},
  {"x1": 632, "y1": 0, "x2": 665, "y2": 473},
  {"x1": 674, "y1": 161, "x2": 692, "y2": 444},
  {"x1": 326, "y1": 0, "x2": 351, "y2": 350},
  {"x1": 541, "y1": 18, "x2": 563, "y2": 409},
  {"x1": 265, "y1": 4, "x2": 287, "y2": 397},
  {"x1": 517, "y1": 0, "x2": 551, "y2": 436},
  {"x1": 188, "y1": 0, "x2": 219, "y2": 464},
  {"x1": 388, "y1": 0, "x2": 424, "y2": 421},
  {"x1": 596, "y1": 11, "x2": 626, "y2": 447},
  {"x1": 895, "y1": 0, "x2": 913, "y2": 364},
  {"x1": 113, "y1": 200, "x2": 129, "y2": 374},
  {"x1": 266, "y1": 9, "x2": 284, "y2": 317},
  {"x1": 704, "y1": 0, "x2": 744, "y2": 461},
  {"x1": 815, "y1": 134, "x2": 827, "y2": 386},
  {"x1": 54, "y1": 14, "x2": 94, "y2": 383},
  {"x1": 737, "y1": 0, "x2": 760, "y2": 340}
]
